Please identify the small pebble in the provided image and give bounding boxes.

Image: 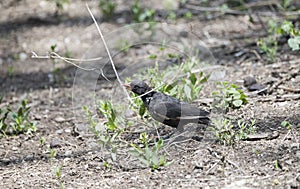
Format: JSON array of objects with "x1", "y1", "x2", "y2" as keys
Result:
[
  {"x1": 55, "y1": 116, "x2": 65, "y2": 123},
  {"x1": 50, "y1": 138, "x2": 62, "y2": 148}
]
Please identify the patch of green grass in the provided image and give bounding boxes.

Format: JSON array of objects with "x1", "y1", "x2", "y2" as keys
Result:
[
  {"x1": 281, "y1": 120, "x2": 292, "y2": 130},
  {"x1": 131, "y1": 0, "x2": 156, "y2": 22},
  {"x1": 209, "y1": 118, "x2": 256, "y2": 145},
  {"x1": 130, "y1": 132, "x2": 172, "y2": 170},
  {"x1": 83, "y1": 102, "x2": 124, "y2": 162},
  {"x1": 212, "y1": 82, "x2": 248, "y2": 112},
  {"x1": 277, "y1": 20, "x2": 300, "y2": 51},
  {"x1": 257, "y1": 37, "x2": 278, "y2": 62},
  {"x1": 130, "y1": 57, "x2": 208, "y2": 103},
  {"x1": 258, "y1": 19, "x2": 300, "y2": 62},
  {"x1": 98, "y1": 0, "x2": 117, "y2": 19},
  {"x1": 0, "y1": 97, "x2": 37, "y2": 137}
]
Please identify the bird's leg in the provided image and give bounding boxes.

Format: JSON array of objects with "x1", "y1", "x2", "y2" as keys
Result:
[
  {"x1": 161, "y1": 126, "x2": 184, "y2": 140},
  {"x1": 161, "y1": 129, "x2": 177, "y2": 140}
]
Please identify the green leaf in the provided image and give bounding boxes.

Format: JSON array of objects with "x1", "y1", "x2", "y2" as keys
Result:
[
  {"x1": 280, "y1": 20, "x2": 293, "y2": 34},
  {"x1": 232, "y1": 100, "x2": 243, "y2": 107},
  {"x1": 189, "y1": 73, "x2": 197, "y2": 85},
  {"x1": 149, "y1": 54, "x2": 157, "y2": 59},
  {"x1": 288, "y1": 37, "x2": 300, "y2": 51},
  {"x1": 139, "y1": 103, "x2": 146, "y2": 117}
]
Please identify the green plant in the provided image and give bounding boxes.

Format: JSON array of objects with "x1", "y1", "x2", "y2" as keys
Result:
[
  {"x1": 49, "y1": 148, "x2": 57, "y2": 159},
  {"x1": 277, "y1": 0, "x2": 295, "y2": 11},
  {"x1": 212, "y1": 82, "x2": 248, "y2": 112},
  {"x1": 258, "y1": 19, "x2": 300, "y2": 62},
  {"x1": 281, "y1": 120, "x2": 292, "y2": 130},
  {"x1": 210, "y1": 118, "x2": 256, "y2": 145},
  {"x1": 277, "y1": 20, "x2": 300, "y2": 51},
  {"x1": 0, "y1": 98, "x2": 37, "y2": 137},
  {"x1": 130, "y1": 132, "x2": 172, "y2": 170},
  {"x1": 7, "y1": 65, "x2": 14, "y2": 77},
  {"x1": 133, "y1": 58, "x2": 208, "y2": 102},
  {"x1": 257, "y1": 38, "x2": 278, "y2": 62},
  {"x1": 83, "y1": 102, "x2": 124, "y2": 161},
  {"x1": 184, "y1": 11, "x2": 193, "y2": 19},
  {"x1": 274, "y1": 160, "x2": 281, "y2": 170},
  {"x1": 40, "y1": 137, "x2": 46, "y2": 146},
  {"x1": 116, "y1": 39, "x2": 131, "y2": 53},
  {"x1": 98, "y1": 0, "x2": 117, "y2": 19},
  {"x1": 54, "y1": 165, "x2": 64, "y2": 189},
  {"x1": 131, "y1": 0, "x2": 156, "y2": 22},
  {"x1": 257, "y1": 20, "x2": 279, "y2": 62}
]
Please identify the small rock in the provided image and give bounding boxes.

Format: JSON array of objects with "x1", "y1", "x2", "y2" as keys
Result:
[
  {"x1": 74, "y1": 124, "x2": 88, "y2": 132},
  {"x1": 34, "y1": 114, "x2": 42, "y2": 120},
  {"x1": 19, "y1": 52, "x2": 27, "y2": 61},
  {"x1": 185, "y1": 175, "x2": 191, "y2": 179},
  {"x1": 50, "y1": 138, "x2": 62, "y2": 148},
  {"x1": 55, "y1": 116, "x2": 65, "y2": 123},
  {"x1": 64, "y1": 150, "x2": 72, "y2": 156},
  {"x1": 244, "y1": 76, "x2": 257, "y2": 87},
  {"x1": 64, "y1": 128, "x2": 71, "y2": 133},
  {"x1": 124, "y1": 109, "x2": 136, "y2": 118},
  {"x1": 55, "y1": 129, "x2": 63, "y2": 134}
]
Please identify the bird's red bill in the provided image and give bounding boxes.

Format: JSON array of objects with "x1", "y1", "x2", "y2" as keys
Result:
[{"x1": 123, "y1": 83, "x2": 131, "y2": 90}]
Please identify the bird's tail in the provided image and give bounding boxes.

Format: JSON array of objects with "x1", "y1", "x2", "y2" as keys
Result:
[{"x1": 198, "y1": 117, "x2": 211, "y2": 125}]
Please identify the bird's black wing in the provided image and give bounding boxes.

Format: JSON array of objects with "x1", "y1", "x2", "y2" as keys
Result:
[{"x1": 149, "y1": 98, "x2": 209, "y2": 121}]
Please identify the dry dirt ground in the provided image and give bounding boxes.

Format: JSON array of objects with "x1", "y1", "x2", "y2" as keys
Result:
[{"x1": 1, "y1": 0, "x2": 300, "y2": 188}]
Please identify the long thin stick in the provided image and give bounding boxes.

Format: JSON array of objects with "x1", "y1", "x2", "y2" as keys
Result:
[{"x1": 86, "y1": 4, "x2": 132, "y2": 103}]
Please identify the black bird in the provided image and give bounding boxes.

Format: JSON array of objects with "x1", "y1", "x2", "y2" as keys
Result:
[{"x1": 124, "y1": 80, "x2": 210, "y2": 132}]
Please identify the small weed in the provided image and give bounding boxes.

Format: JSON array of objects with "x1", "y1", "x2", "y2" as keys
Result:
[
  {"x1": 55, "y1": 165, "x2": 62, "y2": 178},
  {"x1": 257, "y1": 38, "x2": 278, "y2": 62},
  {"x1": 98, "y1": 0, "x2": 117, "y2": 19},
  {"x1": 129, "y1": 58, "x2": 208, "y2": 103},
  {"x1": 0, "y1": 97, "x2": 37, "y2": 137},
  {"x1": 167, "y1": 11, "x2": 177, "y2": 20},
  {"x1": 281, "y1": 120, "x2": 292, "y2": 130},
  {"x1": 131, "y1": 0, "x2": 156, "y2": 22},
  {"x1": 102, "y1": 161, "x2": 112, "y2": 170},
  {"x1": 274, "y1": 159, "x2": 281, "y2": 170},
  {"x1": 49, "y1": 148, "x2": 57, "y2": 159},
  {"x1": 277, "y1": 0, "x2": 295, "y2": 11},
  {"x1": 210, "y1": 118, "x2": 256, "y2": 145},
  {"x1": 257, "y1": 20, "x2": 279, "y2": 62},
  {"x1": 116, "y1": 39, "x2": 131, "y2": 53},
  {"x1": 40, "y1": 137, "x2": 46, "y2": 147},
  {"x1": 54, "y1": 165, "x2": 64, "y2": 189},
  {"x1": 277, "y1": 20, "x2": 300, "y2": 51},
  {"x1": 130, "y1": 132, "x2": 172, "y2": 170},
  {"x1": 83, "y1": 102, "x2": 124, "y2": 162},
  {"x1": 212, "y1": 82, "x2": 248, "y2": 112},
  {"x1": 7, "y1": 65, "x2": 14, "y2": 77},
  {"x1": 184, "y1": 11, "x2": 193, "y2": 19},
  {"x1": 258, "y1": 19, "x2": 300, "y2": 62}
]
